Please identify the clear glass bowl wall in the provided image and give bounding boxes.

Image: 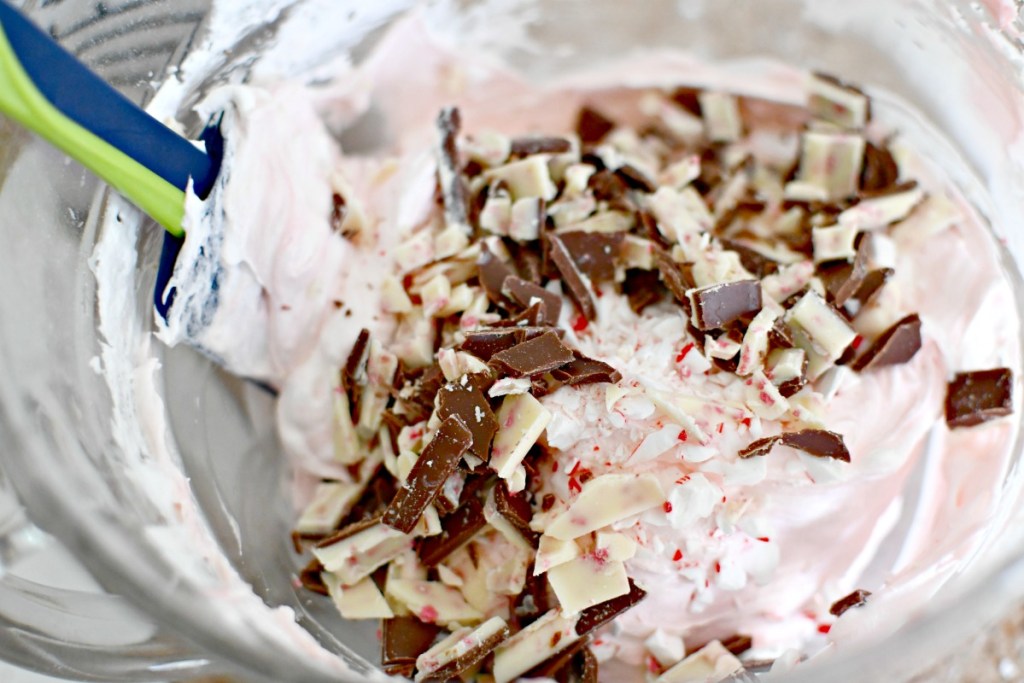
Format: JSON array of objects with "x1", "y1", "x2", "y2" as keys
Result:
[{"x1": 0, "y1": 1, "x2": 1023, "y2": 682}]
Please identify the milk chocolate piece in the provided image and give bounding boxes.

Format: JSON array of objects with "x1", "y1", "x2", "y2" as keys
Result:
[
  {"x1": 829, "y1": 589, "x2": 871, "y2": 617},
  {"x1": 437, "y1": 382, "x2": 498, "y2": 462},
  {"x1": 382, "y1": 616, "x2": 443, "y2": 677},
  {"x1": 690, "y1": 280, "x2": 762, "y2": 330},
  {"x1": 624, "y1": 269, "x2": 665, "y2": 313},
  {"x1": 548, "y1": 233, "x2": 598, "y2": 320},
  {"x1": 616, "y1": 164, "x2": 658, "y2": 193},
  {"x1": 671, "y1": 87, "x2": 703, "y2": 116},
  {"x1": 853, "y1": 314, "x2": 922, "y2": 371},
  {"x1": 945, "y1": 368, "x2": 1014, "y2": 428},
  {"x1": 460, "y1": 329, "x2": 524, "y2": 360},
  {"x1": 511, "y1": 136, "x2": 573, "y2": 157},
  {"x1": 494, "y1": 480, "x2": 536, "y2": 542},
  {"x1": 342, "y1": 328, "x2": 371, "y2": 393},
  {"x1": 852, "y1": 267, "x2": 893, "y2": 306},
  {"x1": 417, "y1": 496, "x2": 487, "y2": 567},
  {"x1": 654, "y1": 249, "x2": 694, "y2": 305},
  {"x1": 577, "y1": 105, "x2": 616, "y2": 144},
  {"x1": 490, "y1": 331, "x2": 575, "y2": 378},
  {"x1": 503, "y1": 275, "x2": 563, "y2": 324},
  {"x1": 437, "y1": 107, "x2": 471, "y2": 233},
  {"x1": 861, "y1": 141, "x2": 899, "y2": 194},
  {"x1": 417, "y1": 617, "x2": 510, "y2": 681},
  {"x1": 558, "y1": 231, "x2": 625, "y2": 282},
  {"x1": 575, "y1": 578, "x2": 647, "y2": 635},
  {"x1": 819, "y1": 232, "x2": 870, "y2": 307},
  {"x1": 478, "y1": 244, "x2": 517, "y2": 307},
  {"x1": 382, "y1": 416, "x2": 473, "y2": 534},
  {"x1": 551, "y1": 355, "x2": 622, "y2": 386},
  {"x1": 720, "y1": 634, "x2": 753, "y2": 656},
  {"x1": 638, "y1": 209, "x2": 670, "y2": 248},
  {"x1": 588, "y1": 168, "x2": 630, "y2": 203},
  {"x1": 739, "y1": 429, "x2": 850, "y2": 462},
  {"x1": 299, "y1": 559, "x2": 328, "y2": 596}
]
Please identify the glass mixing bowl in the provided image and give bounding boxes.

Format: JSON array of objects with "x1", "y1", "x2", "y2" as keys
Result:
[{"x1": 1, "y1": 0, "x2": 1024, "y2": 681}]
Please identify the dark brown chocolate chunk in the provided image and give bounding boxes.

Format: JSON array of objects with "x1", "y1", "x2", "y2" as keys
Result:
[
  {"x1": 298, "y1": 559, "x2": 328, "y2": 596},
  {"x1": 671, "y1": 87, "x2": 703, "y2": 117},
  {"x1": 478, "y1": 244, "x2": 517, "y2": 308},
  {"x1": 720, "y1": 634, "x2": 753, "y2": 656},
  {"x1": 829, "y1": 589, "x2": 872, "y2": 617},
  {"x1": 738, "y1": 429, "x2": 850, "y2": 462},
  {"x1": 945, "y1": 368, "x2": 1014, "y2": 428},
  {"x1": 382, "y1": 416, "x2": 473, "y2": 534},
  {"x1": 852, "y1": 267, "x2": 893, "y2": 307},
  {"x1": 558, "y1": 231, "x2": 625, "y2": 282},
  {"x1": 417, "y1": 496, "x2": 487, "y2": 567},
  {"x1": 654, "y1": 248, "x2": 694, "y2": 305},
  {"x1": 511, "y1": 136, "x2": 573, "y2": 157},
  {"x1": 819, "y1": 232, "x2": 870, "y2": 307},
  {"x1": 503, "y1": 275, "x2": 563, "y2": 324},
  {"x1": 459, "y1": 329, "x2": 525, "y2": 361},
  {"x1": 490, "y1": 331, "x2": 575, "y2": 378},
  {"x1": 342, "y1": 328, "x2": 371, "y2": 392},
  {"x1": 421, "y1": 620, "x2": 510, "y2": 681},
  {"x1": 436, "y1": 107, "x2": 471, "y2": 233},
  {"x1": 587, "y1": 168, "x2": 630, "y2": 203},
  {"x1": 778, "y1": 375, "x2": 808, "y2": 398},
  {"x1": 852, "y1": 314, "x2": 922, "y2": 372},
  {"x1": 547, "y1": 232, "x2": 598, "y2": 320},
  {"x1": 575, "y1": 579, "x2": 647, "y2": 635},
  {"x1": 437, "y1": 382, "x2": 498, "y2": 462},
  {"x1": 382, "y1": 616, "x2": 442, "y2": 677},
  {"x1": 551, "y1": 354, "x2": 622, "y2": 386},
  {"x1": 494, "y1": 481, "x2": 538, "y2": 545},
  {"x1": 525, "y1": 637, "x2": 590, "y2": 680},
  {"x1": 399, "y1": 364, "x2": 446, "y2": 423},
  {"x1": 577, "y1": 105, "x2": 616, "y2": 144},
  {"x1": 623, "y1": 269, "x2": 665, "y2": 314},
  {"x1": 861, "y1": 141, "x2": 899, "y2": 194},
  {"x1": 690, "y1": 280, "x2": 762, "y2": 331},
  {"x1": 638, "y1": 209, "x2": 669, "y2": 248},
  {"x1": 514, "y1": 565, "x2": 552, "y2": 628},
  {"x1": 616, "y1": 164, "x2": 657, "y2": 193}
]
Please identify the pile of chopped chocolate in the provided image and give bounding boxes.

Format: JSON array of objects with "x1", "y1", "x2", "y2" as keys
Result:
[{"x1": 292, "y1": 73, "x2": 1013, "y2": 683}]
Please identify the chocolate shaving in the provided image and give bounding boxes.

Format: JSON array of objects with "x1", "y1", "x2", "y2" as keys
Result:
[
  {"x1": 557, "y1": 231, "x2": 625, "y2": 282},
  {"x1": 417, "y1": 496, "x2": 487, "y2": 567},
  {"x1": 382, "y1": 616, "x2": 442, "y2": 677},
  {"x1": 547, "y1": 232, "x2": 597, "y2": 320},
  {"x1": 490, "y1": 331, "x2": 575, "y2": 378},
  {"x1": 615, "y1": 164, "x2": 657, "y2": 193},
  {"x1": 738, "y1": 429, "x2": 851, "y2": 462},
  {"x1": 437, "y1": 382, "x2": 498, "y2": 462},
  {"x1": 503, "y1": 275, "x2": 563, "y2": 324},
  {"x1": 317, "y1": 513, "x2": 385, "y2": 549},
  {"x1": 437, "y1": 107, "x2": 471, "y2": 233},
  {"x1": 575, "y1": 579, "x2": 647, "y2": 636},
  {"x1": 478, "y1": 244, "x2": 517, "y2": 308},
  {"x1": 623, "y1": 269, "x2": 665, "y2": 314},
  {"x1": 511, "y1": 136, "x2": 573, "y2": 157},
  {"x1": 829, "y1": 589, "x2": 872, "y2": 617},
  {"x1": 690, "y1": 280, "x2": 762, "y2": 330},
  {"x1": 422, "y1": 621, "x2": 511, "y2": 681},
  {"x1": 551, "y1": 354, "x2": 622, "y2": 386},
  {"x1": 852, "y1": 314, "x2": 922, "y2": 371},
  {"x1": 382, "y1": 416, "x2": 473, "y2": 534},
  {"x1": 576, "y1": 105, "x2": 616, "y2": 144},
  {"x1": 945, "y1": 368, "x2": 1014, "y2": 428}
]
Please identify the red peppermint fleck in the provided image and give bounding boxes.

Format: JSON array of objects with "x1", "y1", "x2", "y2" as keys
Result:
[
  {"x1": 760, "y1": 391, "x2": 774, "y2": 405},
  {"x1": 569, "y1": 478, "x2": 582, "y2": 494},
  {"x1": 714, "y1": 561, "x2": 721, "y2": 574},
  {"x1": 672, "y1": 549, "x2": 683, "y2": 561},
  {"x1": 572, "y1": 314, "x2": 589, "y2": 332},
  {"x1": 420, "y1": 605, "x2": 439, "y2": 623},
  {"x1": 818, "y1": 624, "x2": 832, "y2": 634},
  {"x1": 663, "y1": 501, "x2": 673, "y2": 513},
  {"x1": 757, "y1": 536, "x2": 770, "y2": 543},
  {"x1": 568, "y1": 460, "x2": 582, "y2": 476},
  {"x1": 717, "y1": 423, "x2": 724, "y2": 434},
  {"x1": 740, "y1": 417, "x2": 752, "y2": 428},
  {"x1": 852, "y1": 334, "x2": 864, "y2": 350},
  {"x1": 647, "y1": 655, "x2": 661, "y2": 673},
  {"x1": 676, "y1": 474, "x2": 691, "y2": 484},
  {"x1": 675, "y1": 342, "x2": 696, "y2": 363},
  {"x1": 592, "y1": 548, "x2": 610, "y2": 564},
  {"x1": 552, "y1": 461, "x2": 559, "y2": 472},
  {"x1": 677, "y1": 430, "x2": 688, "y2": 442},
  {"x1": 593, "y1": 445, "x2": 600, "y2": 452}
]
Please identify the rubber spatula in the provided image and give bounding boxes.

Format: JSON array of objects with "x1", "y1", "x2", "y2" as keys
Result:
[{"x1": 0, "y1": 0, "x2": 221, "y2": 321}]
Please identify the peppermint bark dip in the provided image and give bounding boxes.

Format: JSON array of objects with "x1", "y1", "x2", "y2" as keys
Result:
[{"x1": 277, "y1": 73, "x2": 1018, "y2": 682}]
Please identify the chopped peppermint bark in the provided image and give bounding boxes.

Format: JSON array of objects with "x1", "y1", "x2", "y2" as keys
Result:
[
  {"x1": 829, "y1": 589, "x2": 872, "y2": 617},
  {"x1": 945, "y1": 368, "x2": 1014, "y2": 428}
]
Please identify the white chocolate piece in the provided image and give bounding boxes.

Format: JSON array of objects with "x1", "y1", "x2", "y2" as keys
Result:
[
  {"x1": 560, "y1": 210, "x2": 635, "y2": 234},
  {"x1": 712, "y1": 169, "x2": 749, "y2": 220},
  {"x1": 488, "y1": 377, "x2": 533, "y2": 397},
  {"x1": 380, "y1": 276, "x2": 413, "y2": 314},
  {"x1": 620, "y1": 235, "x2": 656, "y2": 272},
  {"x1": 332, "y1": 390, "x2": 361, "y2": 464},
  {"x1": 414, "y1": 616, "x2": 509, "y2": 682},
  {"x1": 795, "y1": 130, "x2": 866, "y2": 201},
  {"x1": 646, "y1": 629, "x2": 686, "y2": 668},
  {"x1": 647, "y1": 186, "x2": 713, "y2": 243},
  {"x1": 465, "y1": 130, "x2": 511, "y2": 168},
  {"x1": 437, "y1": 563, "x2": 463, "y2": 587},
  {"x1": 548, "y1": 555, "x2": 630, "y2": 614},
  {"x1": 386, "y1": 579, "x2": 484, "y2": 628},
  {"x1": 396, "y1": 422, "x2": 426, "y2": 454},
  {"x1": 706, "y1": 336, "x2": 741, "y2": 361},
  {"x1": 640, "y1": 92, "x2": 705, "y2": 143},
  {"x1": 838, "y1": 184, "x2": 925, "y2": 231},
  {"x1": 655, "y1": 640, "x2": 744, "y2": 683},
  {"x1": 484, "y1": 485, "x2": 534, "y2": 552},
  {"x1": 549, "y1": 195, "x2": 598, "y2": 227},
  {"x1": 492, "y1": 610, "x2": 581, "y2": 683},
  {"x1": 420, "y1": 273, "x2": 452, "y2": 317},
  {"x1": 484, "y1": 156, "x2": 558, "y2": 201},
  {"x1": 766, "y1": 347, "x2": 806, "y2": 385},
  {"x1": 736, "y1": 306, "x2": 780, "y2": 376},
  {"x1": 356, "y1": 340, "x2": 398, "y2": 439},
  {"x1": 761, "y1": 260, "x2": 815, "y2": 303},
  {"x1": 479, "y1": 191, "x2": 512, "y2": 235},
  {"x1": 546, "y1": 473, "x2": 666, "y2": 540},
  {"x1": 743, "y1": 370, "x2": 790, "y2": 420},
  {"x1": 785, "y1": 290, "x2": 857, "y2": 362},
  {"x1": 699, "y1": 91, "x2": 743, "y2": 143},
  {"x1": 812, "y1": 223, "x2": 858, "y2": 263},
  {"x1": 313, "y1": 522, "x2": 412, "y2": 585},
  {"x1": 662, "y1": 154, "x2": 701, "y2": 189},
  {"x1": 808, "y1": 73, "x2": 869, "y2": 129},
  {"x1": 436, "y1": 283, "x2": 475, "y2": 317},
  {"x1": 295, "y1": 481, "x2": 361, "y2": 535},
  {"x1": 434, "y1": 222, "x2": 471, "y2": 261},
  {"x1": 392, "y1": 310, "x2": 436, "y2": 368},
  {"x1": 323, "y1": 574, "x2": 394, "y2": 620},
  {"x1": 437, "y1": 348, "x2": 490, "y2": 382},
  {"x1": 509, "y1": 197, "x2": 544, "y2": 241},
  {"x1": 395, "y1": 229, "x2": 435, "y2": 274},
  {"x1": 563, "y1": 163, "x2": 596, "y2": 196},
  {"x1": 490, "y1": 393, "x2": 552, "y2": 480},
  {"x1": 596, "y1": 531, "x2": 639, "y2": 562},
  {"x1": 534, "y1": 535, "x2": 581, "y2": 576}
]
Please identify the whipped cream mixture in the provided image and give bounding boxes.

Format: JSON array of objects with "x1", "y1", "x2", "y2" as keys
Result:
[{"x1": 142, "y1": 5, "x2": 1021, "y2": 683}]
